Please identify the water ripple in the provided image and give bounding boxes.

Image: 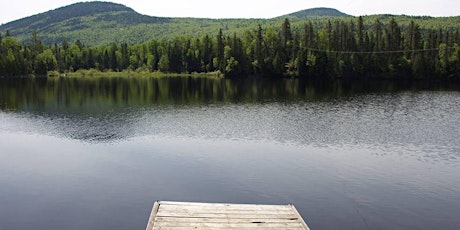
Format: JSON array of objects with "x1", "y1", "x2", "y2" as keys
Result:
[{"x1": 1, "y1": 91, "x2": 459, "y2": 162}]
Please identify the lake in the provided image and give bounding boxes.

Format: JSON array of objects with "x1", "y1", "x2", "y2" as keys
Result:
[{"x1": 1, "y1": 76, "x2": 459, "y2": 230}]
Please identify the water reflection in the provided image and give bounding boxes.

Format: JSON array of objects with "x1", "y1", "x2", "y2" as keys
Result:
[
  {"x1": 2, "y1": 76, "x2": 457, "y2": 112},
  {"x1": 0, "y1": 76, "x2": 459, "y2": 159}
]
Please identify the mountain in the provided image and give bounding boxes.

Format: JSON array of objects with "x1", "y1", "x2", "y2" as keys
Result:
[
  {"x1": 1, "y1": 1, "x2": 458, "y2": 46},
  {"x1": 0, "y1": 1, "x2": 277, "y2": 46},
  {"x1": 2, "y1": 2, "x2": 165, "y2": 30},
  {"x1": 0, "y1": 1, "x2": 169, "y2": 45},
  {"x1": 282, "y1": 7, "x2": 350, "y2": 18}
]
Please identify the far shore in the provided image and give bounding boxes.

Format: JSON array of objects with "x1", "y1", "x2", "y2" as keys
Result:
[{"x1": 46, "y1": 69, "x2": 224, "y2": 78}]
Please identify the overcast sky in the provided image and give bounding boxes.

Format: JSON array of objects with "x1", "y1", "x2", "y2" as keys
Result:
[{"x1": 1, "y1": 0, "x2": 459, "y2": 24}]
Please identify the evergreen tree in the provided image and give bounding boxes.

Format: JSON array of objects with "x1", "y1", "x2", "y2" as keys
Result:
[
  {"x1": 254, "y1": 25, "x2": 264, "y2": 73},
  {"x1": 121, "y1": 43, "x2": 129, "y2": 70},
  {"x1": 109, "y1": 43, "x2": 118, "y2": 71},
  {"x1": 216, "y1": 29, "x2": 225, "y2": 72},
  {"x1": 281, "y1": 18, "x2": 293, "y2": 62}
]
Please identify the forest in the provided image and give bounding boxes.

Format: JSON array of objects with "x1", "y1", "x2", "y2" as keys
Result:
[{"x1": 0, "y1": 17, "x2": 459, "y2": 79}]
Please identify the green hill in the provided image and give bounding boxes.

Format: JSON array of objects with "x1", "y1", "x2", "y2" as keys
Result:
[
  {"x1": 0, "y1": 1, "x2": 278, "y2": 45},
  {"x1": 3, "y1": 2, "x2": 165, "y2": 29},
  {"x1": 0, "y1": 1, "x2": 459, "y2": 46},
  {"x1": 0, "y1": 2, "x2": 171, "y2": 45},
  {"x1": 282, "y1": 7, "x2": 350, "y2": 19}
]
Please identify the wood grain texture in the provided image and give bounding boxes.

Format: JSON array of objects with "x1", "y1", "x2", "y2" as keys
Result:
[{"x1": 146, "y1": 201, "x2": 310, "y2": 230}]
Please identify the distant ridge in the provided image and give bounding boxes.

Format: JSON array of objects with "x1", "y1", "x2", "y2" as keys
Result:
[
  {"x1": 283, "y1": 7, "x2": 350, "y2": 18},
  {"x1": 0, "y1": 1, "x2": 167, "y2": 43},
  {"x1": 1, "y1": 2, "x2": 163, "y2": 30},
  {"x1": 0, "y1": 1, "x2": 458, "y2": 46}
]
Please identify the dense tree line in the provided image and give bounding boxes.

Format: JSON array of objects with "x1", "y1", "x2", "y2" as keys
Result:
[{"x1": 1, "y1": 17, "x2": 459, "y2": 79}]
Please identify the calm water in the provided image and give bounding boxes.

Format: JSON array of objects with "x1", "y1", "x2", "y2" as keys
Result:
[{"x1": 0, "y1": 76, "x2": 459, "y2": 230}]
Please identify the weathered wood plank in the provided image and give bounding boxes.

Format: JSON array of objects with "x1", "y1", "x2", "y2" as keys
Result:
[
  {"x1": 153, "y1": 227, "x2": 305, "y2": 230},
  {"x1": 154, "y1": 217, "x2": 302, "y2": 223},
  {"x1": 158, "y1": 201, "x2": 289, "y2": 209},
  {"x1": 146, "y1": 201, "x2": 310, "y2": 230},
  {"x1": 156, "y1": 212, "x2": 299, "y2": 219},
  {"x1": 157, "y1": 209, "x2": 294, "y2": 215},
  {"x1": 159, "y1": 204, "x2": 292, "y2": 211},
  {"x1": 154, "y1": 221, "x2": 303, "y2": 228},
  {"x1": 289, "y1": 204, "x2": 311, "y2": 230},
  {"x1": 146, "y1": 201, "x2": 160, "y2": 230}
]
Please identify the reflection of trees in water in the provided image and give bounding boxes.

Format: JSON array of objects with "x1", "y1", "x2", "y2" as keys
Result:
[
  {"x1": 1, "y1": 76, "x2": 459, "y2": 148},
  {"x1": 0, "y1": 76, "x2": 458, "y2": 111}
]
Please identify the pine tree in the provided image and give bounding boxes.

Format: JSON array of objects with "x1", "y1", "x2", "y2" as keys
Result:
[
  {"x1": 281, "y1": 18, "x2": 293, "y2": 62},
  {"x1": 109, "y1": 43, "x2": 118, "y2": 71},
  {"x1": 357, "y1": 16, "x2": 364, "y2": 50},
  {"x1": 216, "y1": 29, "x2": 225, "y2": 72},
  {"x1": 254, "y1": 25, "x2": 264, "y2": 73},
  {"x1": 121, "y1": 43, "x2": 129, "y2": 70},
  {"x1": 303, "y1": 21, "x2": 314, "y2": 49}
]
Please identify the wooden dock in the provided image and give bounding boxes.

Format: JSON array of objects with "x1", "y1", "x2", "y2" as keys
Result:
[{"x1": 146, "y1": 201, "x2": 310, "y2": 230}]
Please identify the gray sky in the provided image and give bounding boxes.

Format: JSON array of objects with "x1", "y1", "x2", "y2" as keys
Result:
[{"x1": 1, "y1": 0, "x2": 459, "y2": 24}]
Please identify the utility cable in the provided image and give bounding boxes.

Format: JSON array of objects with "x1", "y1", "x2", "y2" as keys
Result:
[{"x1": 305, "y1": 46, "x2": 457, "y2": 54}]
